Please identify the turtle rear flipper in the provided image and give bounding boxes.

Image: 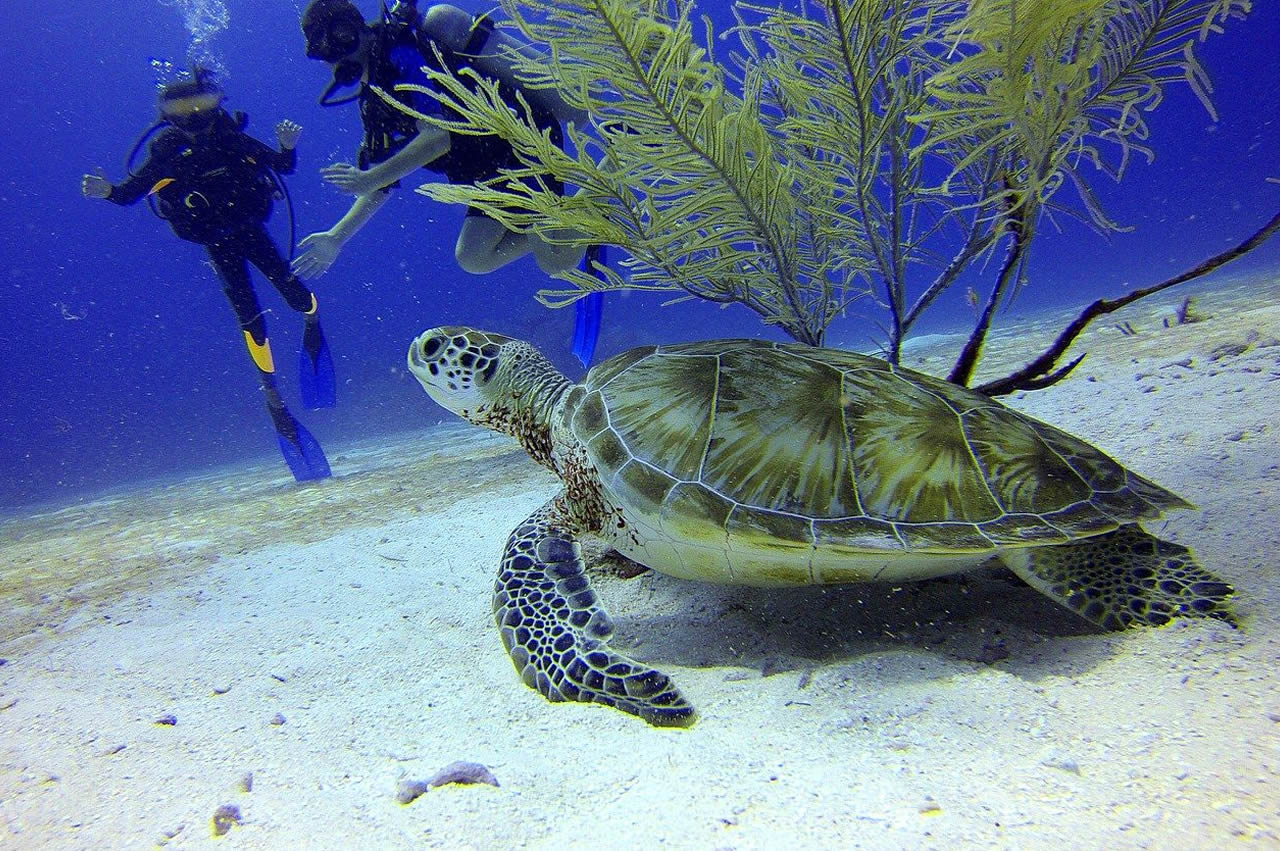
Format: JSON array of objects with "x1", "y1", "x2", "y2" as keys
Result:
[
  {"x1": 494, "y1": 498, "x2": 696, "y2": 727},
  {"x1": 1001, "y1": 524, "x2": 1235, "y2": 630}
]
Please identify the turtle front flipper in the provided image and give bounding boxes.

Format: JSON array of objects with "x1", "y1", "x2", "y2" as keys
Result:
[
  {"x1": 1001, "y1": 524, "x2": 1236, "y2": 630},
  {"x1": 494, "y1": 498, "x2": 695, "y2": 727}
]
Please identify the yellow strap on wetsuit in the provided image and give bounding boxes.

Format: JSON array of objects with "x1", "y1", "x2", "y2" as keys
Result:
[
  {"x1": 305, "y1": 293, "x2": 318, "y2": 316},
  {"x1": 243, "y1": 331, "x2": 275, "y2": 373}
]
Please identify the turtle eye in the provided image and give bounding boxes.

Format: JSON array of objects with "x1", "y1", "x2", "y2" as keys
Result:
[{"x1": 421, "y1": 336, "x2": 444, "y2": 359}]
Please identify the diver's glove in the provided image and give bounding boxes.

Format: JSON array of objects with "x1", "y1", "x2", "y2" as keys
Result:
[
  {"x1": 82, "y1": 168, "x2": 112, "y2": 200},
  {"x1": 276, "y1": 119, "x2": 303, "y2": 150},
  {"x1": 293, "y1": 232, "x2": 342, "y2": 280}
]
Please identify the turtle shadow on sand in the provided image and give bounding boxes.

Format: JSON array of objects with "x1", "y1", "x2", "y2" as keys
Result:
[{"x1": 598, "y1": 562, "x2": 1126, "y2": 686}]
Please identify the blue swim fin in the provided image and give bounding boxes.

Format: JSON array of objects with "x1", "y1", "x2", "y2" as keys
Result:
[
  {"x1": 572, "y1": 245, "x2": 607, "y2": 368},
  {"x1": 299, "y1": 320, "x2": 337, "y2": 409},
  {"x1": 275, "y1": 416, "x2": 332, "y2": 482}
]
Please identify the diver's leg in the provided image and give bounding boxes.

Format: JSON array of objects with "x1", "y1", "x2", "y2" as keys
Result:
[
  {"x1": 207, "y1": 237, "x2": 270, "y2": 354},
  {"x1": 244, "y1": 226, "x2": 335, "y2": 408},
  {"x1": 243, "y1": 226, "x2": 315, "y2": 315},
  {"x1": 518, "y1": 170, "x2": 587, "y2": 274},
  {"x1": 207, "y1": 238, "x2": 330, "y2": 479},
  {"x1": 530, "y1": 229, "x2": 589, "y2": 275},
  {"x1": 455, "y1": 212, "x2": 531, "y2": 274}
]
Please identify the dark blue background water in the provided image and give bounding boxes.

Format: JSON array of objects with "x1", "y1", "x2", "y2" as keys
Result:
[{"x1": 2, "y1": 1, "x2": 1278, "y2": 511}]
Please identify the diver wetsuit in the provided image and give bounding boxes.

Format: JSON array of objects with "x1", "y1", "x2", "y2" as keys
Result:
[{"x1": 107, "y1": 110, "x2": 317, "y2": 347}]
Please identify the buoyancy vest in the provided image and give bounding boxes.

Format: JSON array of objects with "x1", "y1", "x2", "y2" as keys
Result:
[{"x1": 148, "y1": 111, "x2": 279, "y2": 243}]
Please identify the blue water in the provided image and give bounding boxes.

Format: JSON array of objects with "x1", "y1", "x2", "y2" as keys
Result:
[{"x1": 2, "y1": 1, "x2": 1278, "y2": 510}]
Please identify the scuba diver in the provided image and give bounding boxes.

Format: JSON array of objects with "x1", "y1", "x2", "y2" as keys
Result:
[
  {"x1": 298, "y1": 0, "x2": 608, "y2": 365},
  {"x1": 81, "y1": 69, "x2": 336, "y2": 482},
  {"x1": 296, "y1": 0, "x2": 587, "y2": 277}
]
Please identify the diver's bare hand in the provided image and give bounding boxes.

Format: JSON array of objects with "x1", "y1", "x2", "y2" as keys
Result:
[
  {"x1": 276, "y1": 119, "x2": 303, "y2": 150},
  {"x1": 82, "y1": 168, "x2": 112, "y2": 200},
  {"x1": 321, "y1": 162, "x2": 379, "y2": 195},
  {"x1": 293, "y1": 231, "x2": 342, "y2": 280}
]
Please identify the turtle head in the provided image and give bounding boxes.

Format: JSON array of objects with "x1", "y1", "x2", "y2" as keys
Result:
[{"x1": 408, "y1": 327, "x2": 569, "y2": 439}]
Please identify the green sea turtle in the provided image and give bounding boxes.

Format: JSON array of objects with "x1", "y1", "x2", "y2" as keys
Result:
[{"x1": 407, "y1": 328, "x2": 1234, "y2": 727}]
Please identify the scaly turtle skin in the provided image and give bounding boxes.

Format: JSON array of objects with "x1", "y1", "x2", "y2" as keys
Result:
[{"x1": 408, "y1": 328, "x2": 1235, "y2": 726}]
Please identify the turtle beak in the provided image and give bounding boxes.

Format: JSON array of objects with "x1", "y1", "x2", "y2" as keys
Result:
[{"x1": 408, "y1": 328, "x2": 453, "y2": 394}]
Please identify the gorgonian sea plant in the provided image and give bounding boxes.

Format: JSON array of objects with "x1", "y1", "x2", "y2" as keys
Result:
[{"x1": 381, "y1": 0, "x2": 1273, "y2": 392}]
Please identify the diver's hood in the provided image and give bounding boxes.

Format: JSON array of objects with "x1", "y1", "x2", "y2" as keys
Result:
[{"x1": 158, "y1": 68, "x2": 222, "y2": 104}]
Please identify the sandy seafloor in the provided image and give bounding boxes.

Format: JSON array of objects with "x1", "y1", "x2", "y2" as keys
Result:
[{"x1": 2, "y1": 271, "x2": 1279, "y2": 849}]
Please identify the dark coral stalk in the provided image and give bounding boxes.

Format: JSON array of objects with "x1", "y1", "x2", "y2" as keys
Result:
[{"x1": 976, "y1": 209, "x2": 1280, "y2": 396}]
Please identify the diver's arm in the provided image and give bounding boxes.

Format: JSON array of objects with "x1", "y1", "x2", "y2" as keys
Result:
[
  {"x1": 263, "y1": 140, "x2": 298, "y2": 176},
  {"x1": 98, "y1": 133, "x2": 178, "y2": 205},
  {"x1": 270, "y1": 120, "x2": 303, "y2": 174},
  {"x1": 292, "y1": 191, "x2": 393, "y2": 279},
  {"x1": 238, "y1": 130, "x2": 299, "y2": 176},
  {"x1": 329, "y1": 190, "x2": 391, "y2": 242},
  {"x1": 367, "y1": 124, "x2": 450, "y2": 186},
  {"x1": 241, "y1": 134, "x2": 298, "y2": 176},
  {"x1": 321, "y1": 124, "x2": 450, "y2": 195},
  {"x1": 104, "y1": 172, "x2": 154, "y2": 206},
  {"x1": 98, "y1": 155, "x2": 163, "y2": 205},
  {"x1": 270, "y1": 144, "x2": 298, "y2": 176}
]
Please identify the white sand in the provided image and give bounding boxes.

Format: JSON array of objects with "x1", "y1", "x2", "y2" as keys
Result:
[{"x1": 2, "y1": 275, "x2": 1279, "y2": 848}]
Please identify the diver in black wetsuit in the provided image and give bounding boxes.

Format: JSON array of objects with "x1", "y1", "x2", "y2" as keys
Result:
[
  {"x1": 295, "y1": 0, "x2": 590, "y2": 280},
  {"x1": 81, "y1": 70, "x2": 335, "y2": 482}
]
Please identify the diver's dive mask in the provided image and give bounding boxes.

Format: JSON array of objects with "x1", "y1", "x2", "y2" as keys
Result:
[
  {"x1": 305, "y1": 19, "x2": 362, "y2": 63},
  {"x1": 302, "y1": 0, "x2": 365, "y2": 62},
  {"x1": 160, "y1": 90, "x2": 225, "y2": 134}
]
